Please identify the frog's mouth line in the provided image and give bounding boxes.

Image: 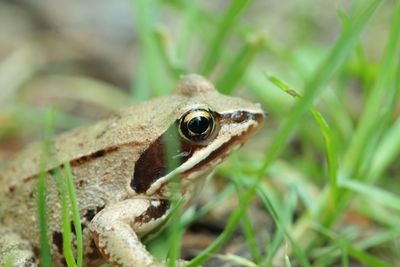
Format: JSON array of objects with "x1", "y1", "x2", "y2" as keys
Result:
[{"x1": 140, "y1": 112, "x2": 264, "y2": 196}]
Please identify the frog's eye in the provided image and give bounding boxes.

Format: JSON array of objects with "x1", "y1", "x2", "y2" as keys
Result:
[{"x1": 179, "y1": 109, "x2": 215, "y2": 142}]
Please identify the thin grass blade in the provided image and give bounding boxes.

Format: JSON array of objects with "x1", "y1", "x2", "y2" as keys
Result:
[
  {"x1": 65, "y1": 162, "x2": 83, "y2": 267},
  {"x1": 200, "y1": 0, "x2": 252, "y2": 75}
]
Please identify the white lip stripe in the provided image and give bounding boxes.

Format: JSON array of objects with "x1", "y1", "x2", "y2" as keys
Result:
[{"x1": 145, "y1": 117, "x2": 259, "y2": 195}]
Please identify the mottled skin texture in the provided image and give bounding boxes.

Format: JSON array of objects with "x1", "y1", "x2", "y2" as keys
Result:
[{"x1": 0, "y1": 74, "x2": 265, "y2": 267}]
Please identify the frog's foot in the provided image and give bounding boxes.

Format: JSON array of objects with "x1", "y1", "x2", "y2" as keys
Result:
[
  {"x1": 0, "y1": 226, "x2": 37, "y2": 267},
  {"x1": 172, "y1": 259, "x2": 189, "y2": 267},
  {"x1": 157, "y1": 259, "x2": 198, "y2": 267}
]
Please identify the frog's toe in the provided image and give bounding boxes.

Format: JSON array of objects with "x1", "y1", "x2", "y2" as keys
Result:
[
  {"x1": 9, "y1": 254, "x2": 37, "y2": 267},
  {"x1": 175, "y1": 259, "x2": 192, "y2": 267},
  {"x1": 0, "y1": 249, "x2": 37, "y2": 267},
  {"x1": 157, "y1": 259, "x2": 197, "y2": 267},
  {"x1": 0, "y1": 226, "x2": 37, "y2": 267}
]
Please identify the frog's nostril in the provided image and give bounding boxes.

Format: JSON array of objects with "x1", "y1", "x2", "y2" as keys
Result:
[{"x1": 231, "y1": 111, "x2": 248, "y2": 123}]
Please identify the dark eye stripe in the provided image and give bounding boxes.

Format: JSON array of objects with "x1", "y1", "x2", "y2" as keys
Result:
[
  {"x1": 130, "y1": 121, "x2": 203, "y2": 194},
  {"x1": 131, "y1": 109, "x2": 221, "y2": 194}
]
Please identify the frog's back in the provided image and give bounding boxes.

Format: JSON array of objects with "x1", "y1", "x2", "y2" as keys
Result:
[{"x1": 0, "y1": 95, "x2": 185, "y2": 190}]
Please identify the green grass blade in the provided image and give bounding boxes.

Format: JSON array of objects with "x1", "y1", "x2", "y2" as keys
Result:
[
  {"x1": 130, "y1": 0, "x2": 170, "y2": 99},
  {"x1": 357, "y1": 227, "x2": 400, "y2": 251},
  {"x1": 257, "y1": 188, "x2": 311, "y2": 267},
  {"x1": 164, "y1": 129, "x2": 182, "y2": 267},
  {"x1": 220, "y1": 254, "x2": 257, "y2": 267},
  {"x1": 267, "y1": 75, "x2": 338, "y2": 196},
  {"x1": 241, "y1": 211, "x2": 262, "y2": 264},
  {"x1": 167, "y1": 207, "x2": 182, "y2": 267},
  {"x1": 217, "y1": 35, "x2": 265, "y2": 93},
  {"x1": 310, "y1": 110, "x2": 338, "y2": 195},
  {"x1": 284, "y1": 255, "x2": 292, "y2": 267},
  {"x1": 339, "y1": 179, "x2": 400, "y2": 212},
  {"x1": 231, "y1": 176, "x2": 262, "y2": 263},
  {"x1": 357, "y1": 200, "x2": 400, "y2": 227},
  {"x1": 346, "y1": 246, "x2": 392, "y2": 267},
  {"x1": 175, "y1": 0, "x2": 199, "y2": 66},
  {"x1": 37, "y1": 108, "x2": 57, "y2": 267},
  {"x1": 343, "y1": 0, "x2": 400, "y2": 177},
  {"x1": 65, "y1": 162, "x2": 83, "y2": 267},
  {"x1": 341, "y1": 246, "x2": 349, "y2": 267},
  {"x1": 267, "y1": 75, "x2": 300, "y2": 98},
  {"x1": 153, "y1": 30, "x2": 186, "y2": 80},
  {"x1": 54, "y1": 168, "x2": 77, "y2": 267},
  {"x1": 262, "y1": 213, "x2": 285, "y2": 265},
  {"x1": 200, "y1": 0, "x2": 252, "y2": 75},
  {"x1": 37, "y1": 170, "x2": 51, "y2": 267},
  {"x1": 368, "y1": 94, "x2": 400, "y2": 181},
  {"x1": 180, "y1": 184, "x2": 235, "y2": 228},
  {"x1": 312, "y1": 225, "x2": 393, "y2": 267}
]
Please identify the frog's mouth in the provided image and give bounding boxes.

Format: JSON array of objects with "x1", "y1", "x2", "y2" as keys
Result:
[
  {"x1": 181, "y1": 112, "x2": 265, "y2": 178},
  {"x1": 138, "y1": 111, "x2": 265, "y2": 196}
]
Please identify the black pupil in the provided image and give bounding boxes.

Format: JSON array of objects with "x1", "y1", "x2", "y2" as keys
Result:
[{"x1": 188, "y1": 116, "x2": 209, "y2": 135}]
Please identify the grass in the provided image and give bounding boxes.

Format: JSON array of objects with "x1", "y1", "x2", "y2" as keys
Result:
[
  {"x1": 37, "y1": 109, "x2": 56, "y2": 267},
  {"x1": 1, "y1": 0, "x2": 399, "y2": 266},
  {"x1": 35, "y1": 109, "x2": 84, "y2": 267},
  {"x1": 134, "y1": 0, "x2": 399, "y2": 266}
]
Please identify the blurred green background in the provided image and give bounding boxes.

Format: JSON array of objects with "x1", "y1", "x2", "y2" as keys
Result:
[{"x1": 0, "y1": 0, "x2": 399, "y2": 266}]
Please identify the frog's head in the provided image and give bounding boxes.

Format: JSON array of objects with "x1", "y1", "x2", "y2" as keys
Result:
[{"x1": 130, "y1": 74, "x2": 265, "y2": 199}]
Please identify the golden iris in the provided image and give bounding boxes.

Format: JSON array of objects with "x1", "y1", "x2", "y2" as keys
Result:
[{"x1": 179, "y1": 109, "x2": 215, "y2": 142}]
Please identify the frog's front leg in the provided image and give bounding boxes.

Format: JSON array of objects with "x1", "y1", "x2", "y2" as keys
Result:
[
  {"x1": 0, "y1": 226, "x2": 37, "y2": 267},
  {"x1": 90, "y1": 198, "x2": 171, "y2": 267}
]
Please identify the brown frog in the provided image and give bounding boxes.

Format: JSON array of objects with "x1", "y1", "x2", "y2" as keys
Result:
[{"x1": 0, "y1": 74, "x2": 265, "y2": 267}]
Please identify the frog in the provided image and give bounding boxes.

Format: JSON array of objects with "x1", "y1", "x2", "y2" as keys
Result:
[{"x1": 0, "y1": 74, "x2": 265, "y2": 267}]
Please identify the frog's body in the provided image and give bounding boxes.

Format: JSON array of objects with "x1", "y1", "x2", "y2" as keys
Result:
[{"x1": 0, "y1": 74, "x2": 265, "y2": 267}]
